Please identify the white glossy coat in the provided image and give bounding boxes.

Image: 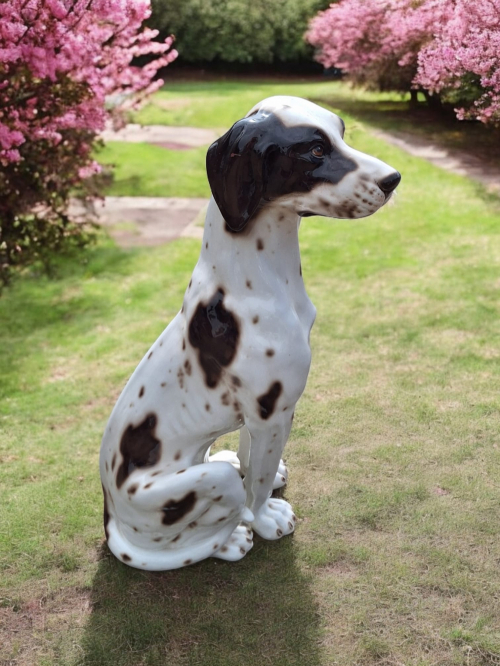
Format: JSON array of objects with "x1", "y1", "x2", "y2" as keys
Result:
[{"x1": 100, "y1": 96, "x2": 399, "y2": 570}]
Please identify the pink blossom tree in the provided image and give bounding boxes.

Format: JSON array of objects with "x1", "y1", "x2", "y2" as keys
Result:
[
  {"x1": 0, "y1": 0, "x2": 177, "y2": 287},
  {"x1": 307, "y1": 0, "x2": 447, "y2": 99},
  {"x1": 307, "y1": 0, "x2": 500, "y2": 123},
  {"x1": 415, "y1": 0, "x2": 500, "y2": 124}
]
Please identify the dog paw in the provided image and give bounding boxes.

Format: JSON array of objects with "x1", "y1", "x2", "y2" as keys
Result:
[
  {"x1": 212, "y1": 524, "x2": 253, "y2": 562},
  {"x1": 252, "y1": 498, "x2": 297, "y2": 540},
  {"x1": 272, "y1": 459, "x2": 288, "y2": 489}
]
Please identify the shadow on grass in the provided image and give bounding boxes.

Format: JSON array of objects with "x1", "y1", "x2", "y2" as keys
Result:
[{"x1": 80, "y1": 538, "x2": 321, "y2": 666}]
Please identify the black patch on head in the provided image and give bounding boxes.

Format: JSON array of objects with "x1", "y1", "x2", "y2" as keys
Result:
[
  {"x1": 257, "y1": 381, "x2": 282, "y2": 420},
  {"x1": 188, "y1": 289, "x2": 239, "y2": 388},
  {"x1": 162, "y1": 491, "x2": 197, "y2": 525},
  {"x1": 206, "y1": 110, "x2": 357, "y2": 232},
  {"x1": 116, "y1": 413, "x2": 161, "y2": 489}
]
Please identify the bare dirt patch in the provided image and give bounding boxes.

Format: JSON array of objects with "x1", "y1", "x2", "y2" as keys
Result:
[{"x1": 0, "y1": 587, "x2": 91, "y2": 666}]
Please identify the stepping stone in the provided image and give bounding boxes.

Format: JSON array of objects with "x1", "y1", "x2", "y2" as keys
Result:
[
  {"x1": 100, "y1": 124, "x2": 219, "y2": 149},
  {"x1": 70, "y1": 197, "x2": 208, "y2": 247}
]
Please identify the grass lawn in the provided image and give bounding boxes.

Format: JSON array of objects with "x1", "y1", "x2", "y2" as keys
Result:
[{"x1": 2, "y1": 80, "x2": 500, "y2": 665}]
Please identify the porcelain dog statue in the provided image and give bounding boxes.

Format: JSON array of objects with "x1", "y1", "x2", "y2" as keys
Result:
[{"x1": 100, "y1": 96, "x2": 401, "y2": 570}]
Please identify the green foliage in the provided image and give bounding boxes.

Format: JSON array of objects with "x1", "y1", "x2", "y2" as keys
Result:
[
  {"x1": 0, "y1": 128, "x2": 102, "y2": 291},
  {"x1": 150, "y1": 0, "x2": 329, "y2": 64}
]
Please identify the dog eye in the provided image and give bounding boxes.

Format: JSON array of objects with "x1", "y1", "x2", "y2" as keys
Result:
[{"x1": 311, "y1": 145, "x2": 324, "y2": 158}]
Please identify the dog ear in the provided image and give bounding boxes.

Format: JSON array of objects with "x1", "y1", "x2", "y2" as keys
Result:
[{"x1": 206, "y1": 117, "x2": 270, "y2": 233}]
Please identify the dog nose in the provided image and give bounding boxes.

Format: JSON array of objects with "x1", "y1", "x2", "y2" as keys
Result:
[{"x1": 378, "y1": 171, "x2": 401, "y2": 195}]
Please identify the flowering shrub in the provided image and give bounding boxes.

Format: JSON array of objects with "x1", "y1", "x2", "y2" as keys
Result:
[
  {"x1": 415, "y1": 0, "x2": 500, "y2": 123},
  {"x1": 307, "y1": 0, "x2": 500, "y2": 124},
  {"x1": 0, "y1": 0, "x2": 177, "y2": 287}
]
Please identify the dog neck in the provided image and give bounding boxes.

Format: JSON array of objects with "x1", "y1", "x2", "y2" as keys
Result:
[{"x1": 199, "y1": 197, "x2": 305, "y2": 295}]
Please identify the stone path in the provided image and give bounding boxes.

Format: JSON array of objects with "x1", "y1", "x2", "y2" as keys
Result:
[
  {"x1": 95, "y1": 122, "x2": 499, "y2": 249},
  {"x1": 100, "y1": 123, "x2": 219, "y2": 151},
  {"x1": 371, "y1": 128, "x2": 500, "y2": 194},
  {"x1": 89, "y1": 196, "x2": 207, "y2": 247}
]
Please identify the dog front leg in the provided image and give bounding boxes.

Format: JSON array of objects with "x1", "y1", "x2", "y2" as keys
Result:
[{"x1": 244, "y1": 413, "x2": 296, "y2": 540}]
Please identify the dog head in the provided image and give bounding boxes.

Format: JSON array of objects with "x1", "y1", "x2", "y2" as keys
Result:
[{"x1": 206, "y1": 96, "x2": 401, "y2": 233}]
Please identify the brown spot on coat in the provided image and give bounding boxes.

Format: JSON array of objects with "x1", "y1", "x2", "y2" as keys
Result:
[
  {"x1": 184, "y1": 359, "x2": 192, "y2": 376},
  {"x1": 188, "y1": 289, "x2": 239, "y2": 388},
  {"x1": 161, "y1": 382, "x2": 166, "y2": 387},
  {"x1": 162, "y1": 491, "x2": 197, "y2": 525},
  {"x1": 182, "y1": 339, "x2": 186, "y2": 350},
  {"x1": 116, "y1": 413, "x2": 161, "y2": 489},
  {"x1": 231, "y1": 375, "x2": 241, "y2": 387},
  {"x1": 252, "y1": 315, "x2": 259, "y2": 324},
  {"x1": 148, "y1": 351, "x2": 153, "y2": 359},
  {"x1": 205, "y1": 403, "x2": 211, "y2": 412},
  {"x1": 299, "y1": 263, "x2": 302, "y2": 276},
  {"x1": 213, "y1": 495, "x2": 223, "y2": 502},
  {"x1": 221, "y1": 391, "x2": 230, "y2": 406},
  {"x1": 144, "y1": 482, "x2": 153, "y2": 489},
  {"x1": 121, "y1": 553, "x2": 132, "y2": 562},
  {"x1": 246, "y1": 280, "x2": 252, "y2": 289},
  {"x1": 111, "y1": 453, "x2": 117, "y2": 471},
  {"x1": 177, "y1": 368, "x2": 184, "y2": 389},
  {"x1": 256, "y1": 238, "x2": 264, "y2": 250},
  {"x1": 174, "y1": 451, "x2": 181, "y2": 461},
  {"x1": 172, "y1": 534, "x2": 181, "y2": 542},
  {"x1": 184, "y1": 559, "x2": 192, "y2": 565},
  {"x1": 257, "y1": 381, "x2": 283, "y2": 420},
  {"x1": 139, "y1": 386, "x2": 145, "y2": 398},
  {"x1": 189, "y1": 521, "x2": 198, "y2": 528},
  {"x1": 105, "y1": 461, "x2": 109, "y2": 472},
  {"x1": 266, "y1": 349, "x2": 275, "y2": 357},
  {"x1": 153, "y1": 536, "x2": 162, "y2": 542},
  {"x1": 127, "y1": 483, "x2": 138, "y2": 495}
]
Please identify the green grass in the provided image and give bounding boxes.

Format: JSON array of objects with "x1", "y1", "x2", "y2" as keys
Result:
[
  {"x1": 2, "y1": 80, "x2": 500, "y2": 665},
  {"x1": 98, "y1": 142, "x2": 210, "y2": 198}
]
